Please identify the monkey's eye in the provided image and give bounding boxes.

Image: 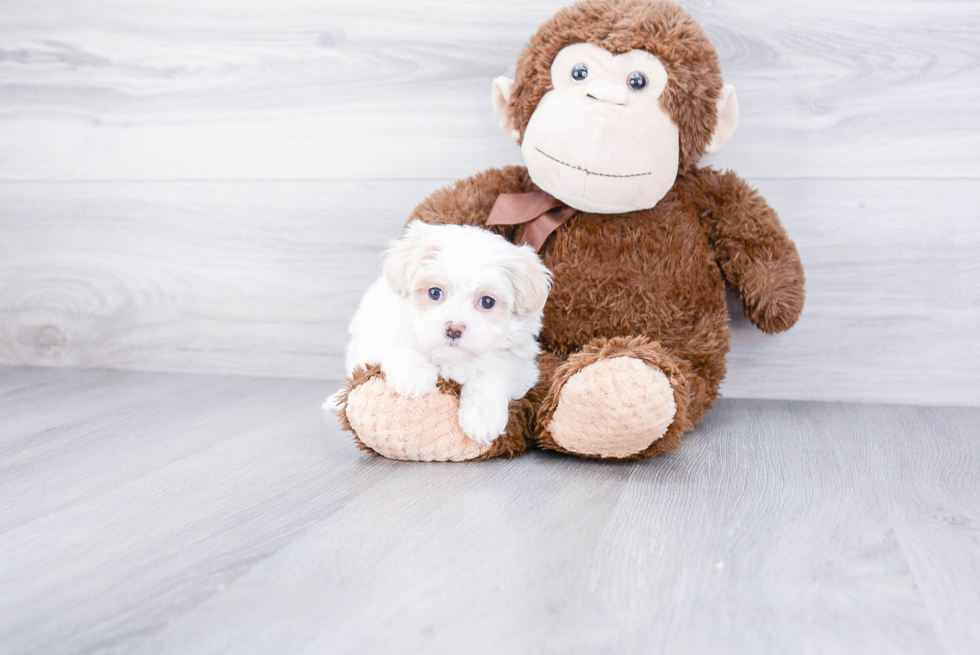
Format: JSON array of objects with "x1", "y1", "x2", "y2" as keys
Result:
[
  {"x1": 627, "y1": 71, "x2": 647, "y2": 92},
  {"x1": 570, "y1": 63, "x2": 589, "y2": 83},
  {"x1": 428, "y1": 288, "x2": 443, "y2": 301},
  {"x1": 480, "y1": 296, "x2": 496, "y2": 310}
]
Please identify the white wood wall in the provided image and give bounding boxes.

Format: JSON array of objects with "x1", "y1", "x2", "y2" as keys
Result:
[{"x1": 1, "y1": 0, "x2": 978, "y2": 406}]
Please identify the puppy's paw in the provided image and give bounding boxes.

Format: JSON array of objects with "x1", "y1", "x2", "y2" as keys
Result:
[
  {"x1": 383, "y1": 361, "x2": 439, "y2": 398},
  {"x1": 322, "y1": 389, "x2": 344, "y2": 412},
  {"x1": 458, "y1": 398, "x2": 509, "y2": 445}
]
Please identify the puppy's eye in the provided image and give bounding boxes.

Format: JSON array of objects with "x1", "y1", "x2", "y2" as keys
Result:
[
  {"x1": 627, "y1": 71, "x2": 647, "y2": 92},
  {"x1": 480, "y1": 296, "x2": 496, "y2": 310},
  {"x1": 570, "y1": 63, "x2": 588, "y2": 83},
  {"x1": 428, "y1": 288, "x2": 443, "y2": 301}
]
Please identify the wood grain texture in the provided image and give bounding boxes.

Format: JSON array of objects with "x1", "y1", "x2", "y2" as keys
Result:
[
  {"x1": 1, "y1": 0, "x2": 978, "y2": 404},
  {"x1": 0, "y1": 0, "x2": 977, "y2": 180},
  {"x1": 1, "y1": 365, "x2": 978, "y2": 654},
  {"x1": 0, "y1": 180, "x2": 421, "y2": 379},
  {"x1": 1, "y1": 178, "x2": 977, "y2": 406}
]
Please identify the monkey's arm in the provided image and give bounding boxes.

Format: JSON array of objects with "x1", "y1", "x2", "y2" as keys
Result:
[
  {"x1": 685, "y1": 168, "x2": 805, "y2": 334},
  {"x1": 408, "y1": 165, "x2": 536, "y2": 235}
]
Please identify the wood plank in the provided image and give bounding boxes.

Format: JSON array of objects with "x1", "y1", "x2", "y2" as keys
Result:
[
  {"x1": 533, "y1": 401, "x2": 947, "y2": 654},
  {"x1": 0, "y1": 179, "x2": 424, "y2": 379},
  {"x1": 0, "y1": 368, "x2": 396, "y2": 654},
  {"x1": 856, "y1": 406, "x2": 980, "y2": 655},
  {"x1": 0, "y1": 370, "x2": 329, "y2": 534},
  {"x1": 0, "y1": 0, "x2": 977, "y2": 181},
  {"x1": 1, "y1": 178, "x2": 977, "y2": 406},
  {"x1": 2, "y1": 366, "x2": 978, "y2": 653}
]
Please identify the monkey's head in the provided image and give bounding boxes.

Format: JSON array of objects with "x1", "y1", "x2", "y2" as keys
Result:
[{"x1": 492, "y1": 0, "x2": 739, "y2": 214}]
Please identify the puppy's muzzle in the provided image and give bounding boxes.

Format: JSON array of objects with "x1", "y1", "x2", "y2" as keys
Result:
[{"x1": 445, "y1": 322, "x2": 465, "y2": 341}]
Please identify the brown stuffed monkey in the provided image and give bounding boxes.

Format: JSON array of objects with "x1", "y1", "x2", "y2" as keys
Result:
[{"x1": 337, "y1": 0, "x2": 805, "y2": 461}]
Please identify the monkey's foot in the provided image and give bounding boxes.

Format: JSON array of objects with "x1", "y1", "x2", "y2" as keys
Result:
[
  {"x1": 335, "y1": 365, "x2": 530, "y2": 462},
  {"x1": 536, "y1": 338, "x2": 691, "y2": 460}
]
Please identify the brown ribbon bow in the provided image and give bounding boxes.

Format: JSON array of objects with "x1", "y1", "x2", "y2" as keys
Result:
[{"x1": 486, "y1": 191, "x2": 578, "y2": 252}]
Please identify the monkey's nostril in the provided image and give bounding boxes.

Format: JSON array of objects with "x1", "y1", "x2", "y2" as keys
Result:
[{"x1": 585, "y1": 80, "x2": 628, "y2": 105}]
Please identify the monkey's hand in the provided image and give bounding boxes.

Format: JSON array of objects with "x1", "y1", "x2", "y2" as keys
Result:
[
  {"x1": 737, "y1": 247, "x2": 806, "y2": 334},
  {"x1": 684, "y1": 168, "x2": 806, "y2": 335}
]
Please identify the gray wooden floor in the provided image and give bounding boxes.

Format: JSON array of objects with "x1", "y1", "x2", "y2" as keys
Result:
[{"x1": 1, "y1": 366, "x2": 978, "y2": 654}]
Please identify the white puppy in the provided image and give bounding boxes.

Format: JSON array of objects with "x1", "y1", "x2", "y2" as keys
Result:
[{"x1": 331, "y1": 220, "x2": 552, "y2": 444}]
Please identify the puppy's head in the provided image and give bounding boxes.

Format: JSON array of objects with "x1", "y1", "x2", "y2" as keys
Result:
[{"x1": 383, "y1": 221, "x2": 552, "y2": 362}]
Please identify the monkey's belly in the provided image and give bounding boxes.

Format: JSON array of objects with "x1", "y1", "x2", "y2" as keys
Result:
[{"x1": 538, "y1": 211, "x2": 729, "y2": 361}]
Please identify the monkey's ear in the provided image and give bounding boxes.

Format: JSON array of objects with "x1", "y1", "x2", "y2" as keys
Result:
[
  {"x1": 705, "y1": 84, "x2": 739, "y2": 154},
  {"x1": 491, "y1": 76, "x2": 521, "y2": 141}
]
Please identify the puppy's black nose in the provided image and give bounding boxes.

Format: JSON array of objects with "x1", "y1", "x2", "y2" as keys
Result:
[{"x1": 446, "y1": 323, "x2": 465, "y2": 340}]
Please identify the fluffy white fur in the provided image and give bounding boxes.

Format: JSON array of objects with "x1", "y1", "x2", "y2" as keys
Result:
[{"x1": 327, "y1": 221, "x2": 552, "y2": 444}]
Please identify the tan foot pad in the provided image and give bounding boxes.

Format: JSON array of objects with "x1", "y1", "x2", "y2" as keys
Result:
[
  {"x1": 345, "y1": 377, "x2": 493, "y2": 462},
  {"x1": 550, "y1": 356, "x2": 676, "y2": 458}
]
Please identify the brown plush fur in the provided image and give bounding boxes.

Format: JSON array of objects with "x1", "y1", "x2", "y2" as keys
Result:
[
  {"x1": 342, "y1": 0, "x2": 805, "y2": 460},
  {"x1": 405, "y1": 158, "x2": 803, "y2": 459}
]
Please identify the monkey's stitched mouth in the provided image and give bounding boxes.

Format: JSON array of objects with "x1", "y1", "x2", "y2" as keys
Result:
[{"x1": 535, "y1": 148, "x2": 652, "y2": 179}]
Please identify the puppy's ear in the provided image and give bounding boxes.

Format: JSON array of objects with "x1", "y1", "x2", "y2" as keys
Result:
[
  {"x1": 383, "y1": 221, "x2": 438, "y2": 297},
  {"x1": 505, "y1": 247, "x2": 553, "y2": 316}
]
